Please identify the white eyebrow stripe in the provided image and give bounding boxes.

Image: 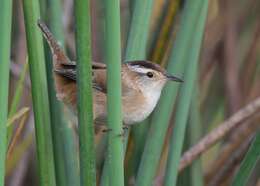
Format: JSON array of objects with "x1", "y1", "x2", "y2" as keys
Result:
[{"x1": 128, "y1": 65, "x2": 152, "y2": 74}]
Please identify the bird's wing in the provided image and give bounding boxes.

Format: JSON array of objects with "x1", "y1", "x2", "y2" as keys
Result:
[
  {"x1": 54, "y1": 62, "x2": 136, "y2": 97},
  {"x1": 92, "y1": 69, "x2": 107, "y2": 93},
  {"x1": 54, "y1": 69, "x2": 76, "y2": 81},
  {"x1": 92, "y1": 61, "x2": 106, "y2": 69},
  {"x1": 54, "y1": 62, "x2": 107, "y2": 93},
  {"x1": 60, "y1": 61, "x2": 106, "y2": 69}
]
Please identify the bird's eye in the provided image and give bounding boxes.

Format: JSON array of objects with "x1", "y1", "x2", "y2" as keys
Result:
[{"x1": 146, "y1": 72, "x2": 154, "y2": 78}]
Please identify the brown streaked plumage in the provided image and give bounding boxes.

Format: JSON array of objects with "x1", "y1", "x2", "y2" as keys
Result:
[{"x1": 37, "y1": 20, "x2": 183, "y2": 126}]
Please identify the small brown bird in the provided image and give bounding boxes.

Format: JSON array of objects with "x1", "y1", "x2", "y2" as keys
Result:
[{"x1": 37, "y1": 20, "x2": 183, "y2": 126}]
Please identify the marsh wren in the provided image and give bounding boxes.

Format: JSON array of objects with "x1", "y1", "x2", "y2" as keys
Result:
[{"x1": 37, "y1": 20, "x2": 183, "y2": 126}]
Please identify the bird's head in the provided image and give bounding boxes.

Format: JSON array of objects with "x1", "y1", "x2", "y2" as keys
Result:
[{"x1": 125, "y1": 60, "x2": 183, "y2": 93}]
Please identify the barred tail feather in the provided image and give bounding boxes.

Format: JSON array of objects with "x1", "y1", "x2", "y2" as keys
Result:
[
  {"x1": 37, "y1": 19, "x2": 71, "y2": 67},
  {"x1": 37, "y1": 20, "x2": 77, "y2": 109}
]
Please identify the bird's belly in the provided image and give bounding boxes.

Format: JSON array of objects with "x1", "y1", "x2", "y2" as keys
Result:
[
  {"x1": 123, "y1": 92, "x2": 160, "y2": 125},
  {"x1": 123, "y1": 108, "x2": 148, "y2": 125},
  {"x1": 93, "y1": 89, "x2": 161, "y2": 125}
]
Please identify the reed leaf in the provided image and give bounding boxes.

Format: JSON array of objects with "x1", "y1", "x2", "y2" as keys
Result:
[
  {"x1": 5, "y1": 133, "x2": 34, "y2": 176},
  {"x1": 75, "y1": 0, "x2": 96, "y2": 185},
  {"x1": 6, "y1": 107, "x2": 30, "y2": 128},
  {"x1": 231, "y1": 133, "x2": 260, "y2": 186},
  {"x1": 0, "y1": 0, "x2": 13, "y2": 184},
  {"x1": 22, "y1": 0, "x2": 56, "y2": 185},
  {"x1": 7, "y1": 109, "x2": 29, "y2": 160},
  {"x1": 104, "y1": 0, "x2": 124, "y2": 185},
  {"x1": 164, "y1": 1, "x2": 208, "y2": 185}
]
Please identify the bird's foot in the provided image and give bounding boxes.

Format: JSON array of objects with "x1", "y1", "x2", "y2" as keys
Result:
[
  {"x1": 117, "y1": 125, "x2": 129, "y2": 138},
  {"x1": 102, "y1": 128, "x2": 112, "y2": 133}
]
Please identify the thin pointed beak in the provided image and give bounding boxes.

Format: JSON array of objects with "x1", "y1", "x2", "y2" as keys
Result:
[{"x1": 165, "y1": 74, "x2": 183, "y2": 82}]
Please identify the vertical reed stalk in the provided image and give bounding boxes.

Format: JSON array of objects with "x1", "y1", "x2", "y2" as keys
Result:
[
  {"x1": 125, "y1": 0, "x2": 155, "y2": 60},
  {"x1": 124, "y1": 0, "x2": 155, "y2": 181},
  {"x1": 102, "y1": 0, "x2": 155, "y2": 182},
  {"x1": 49, "y1": 0, "x2": 65, "y2": 46},
  {"x1": 44, "y1": 0, "x2": 79, "y2": 185},
  {"x1": 177, "y1": 84, "x2": 204, "y2": 186},
  {"x1": 164, "y1": 1, "x2": 208, "y2": 185},
  {"x1": 0, "y1": 0, "x2": 13, "y2": 185},
  {"x1": 104, "y1": 0, "x2": 124, "y2": 185},
  {"x1": 188, "y1": 89, "x2": 203, "y2": 186},
  {"x1": 136, "y1": 0, "x2": 205, "y2": 184},
  {"x1": 23, "y1": 0, "x2": 56, "y2": 185},
  {"x1": 75, "y1": 0, "x2": 96, "y2": 185}
]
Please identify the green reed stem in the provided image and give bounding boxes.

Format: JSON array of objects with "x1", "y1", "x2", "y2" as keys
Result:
[
  {"x1": 75, "y1": 0, "x2": 96, "y2": 185},
  {"x1": 104, "y1": 0, "x2": 124, "y2": 185},
  {"x1": 0, "y1": 0, "x2": 13, "y2": 185},
  {"x1": 49, "y1": 0, "x2": 65, "y2": 46},
  {"x1": 23, "y1": 0, "x2": 56, "y2": 185},
  {"x1": 43, "y1": 0, "x2": 79, "y2": 185},
  {"x1": 188, "y1": 88, "x2": 203, "y2": 186},
  {"x1": 136, "y1": 0, "x2": 207, "y2": 185},
  {"x1": 124, "y1": 0, "x2": 155, "y2": 182},
  {"x1": 125, "y1": 0, "x2": 155, "y2": 60},
  {"x1": 164, "y1": 1, "x2": 208, "y2": 185}
]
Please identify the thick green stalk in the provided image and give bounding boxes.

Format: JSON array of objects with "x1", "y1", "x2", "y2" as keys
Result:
[
  {"x1": 100, "y1": 156, "x2": 109, "y2": 186},
  {"x1": 0, "y1": 0, "x2": 13, "y2": 185},
  {"x1": 231, "y1": 133, "x2": 260, "y2": 186},
  {"x1": 123, "y1": 0, "x2": 155, "y2": 181},
  {"x1": 164, "y1": 1, "x2": 208, "y2": 185},
  {"x1": 49, "y1": 0, "x2": 64, "y2": 46},
  {"x1": 75, "y1": 0, "x2": 96, "y2": 185},
  {"x1": 177, "y1": 138, "x2": 192, "y2": 186},
  {"x1": 188, "y1": 89, "x2": 203, "y2": 186},
  {"x1": 125, "y1": 0, "x2": 154, "y2": 60},
  {"x1": 136, "y1": 0, "x2": 204, "y2": 185},
  {"x1": 22, "y1": 0, "x2": 56, "y2": 185},
  {"x1": 177, "y1": 85, "x2": 203, "y2": 186},
  {"x1": 44, "y1": 29, "x2": 67, "y2": 186},
  {"x1": 44, "y1": 0, "x2": 79, "y2": 185},
  {"x1": 104, "y1": 0, "x2": 124, "y2": 185},
  {"x1": 178, "y1": 85, "x2": 203, "y2": 186}
]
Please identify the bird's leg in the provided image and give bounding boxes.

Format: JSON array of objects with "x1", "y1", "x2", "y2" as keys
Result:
[
  {"x1": 101, "y1": 123, "x2": 129, "y2": 141},
  {"x1": 122, "y1": 125, "x2": 129, "y2": 131},
  {"x1": 102, "y1": 124, "x2": 129, "y2": 133}
]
